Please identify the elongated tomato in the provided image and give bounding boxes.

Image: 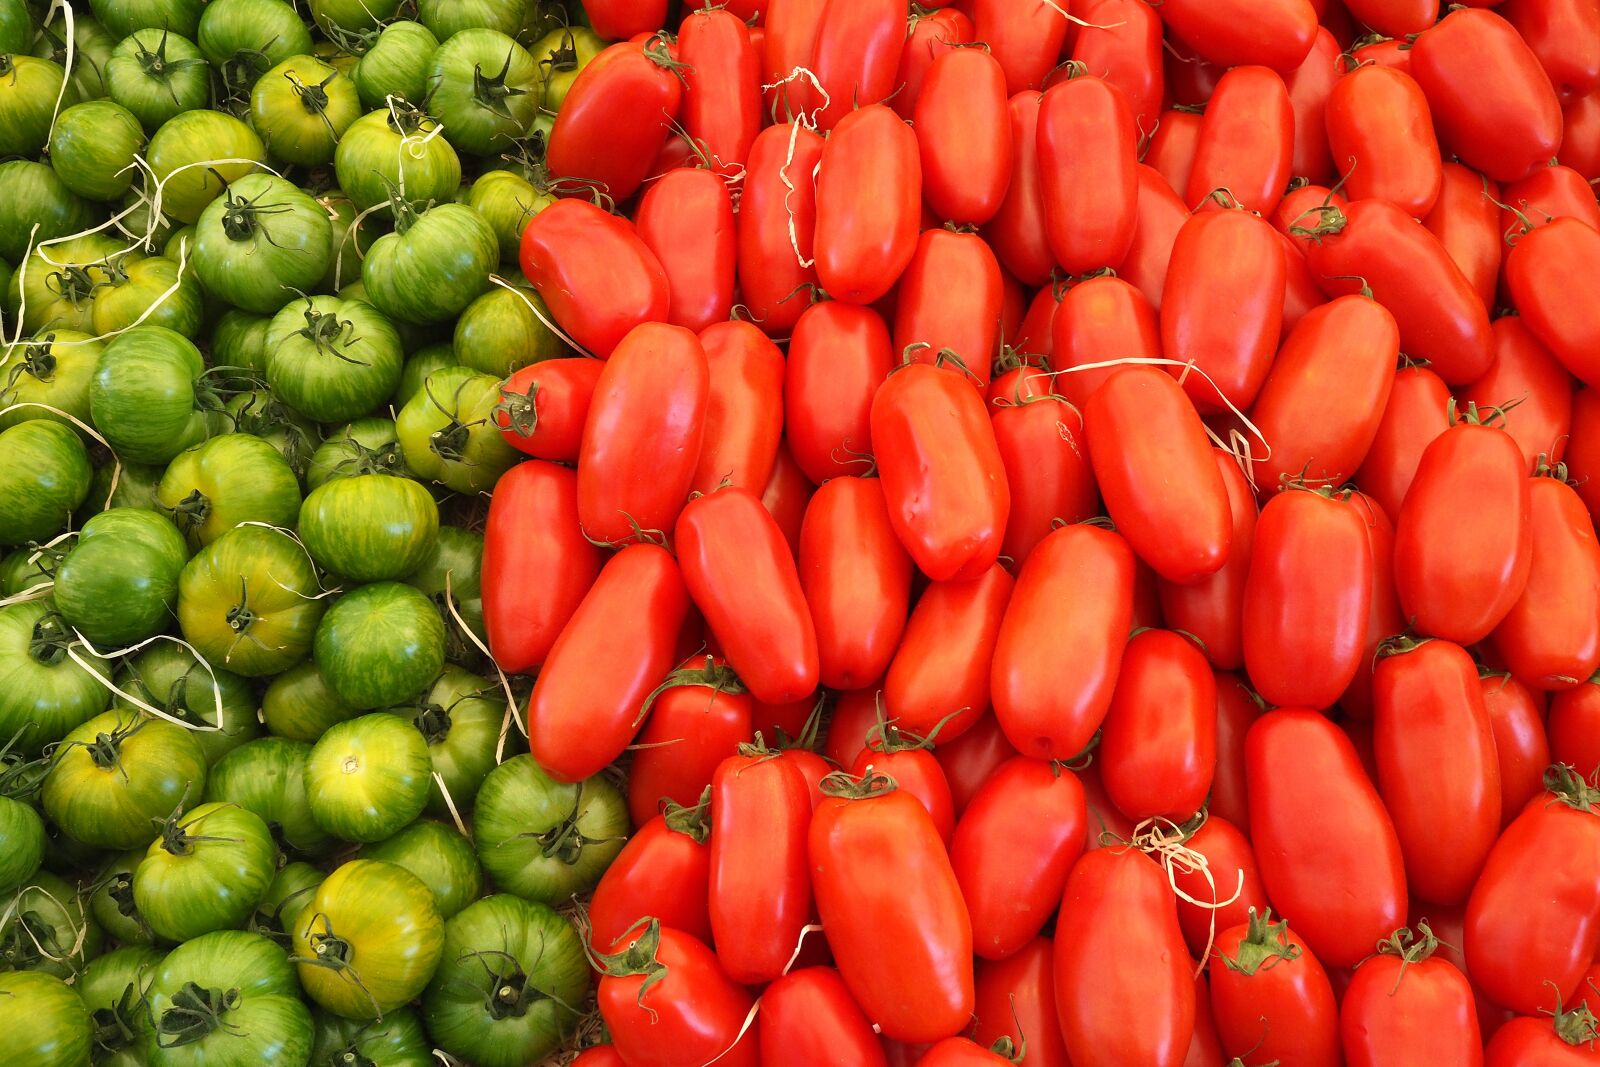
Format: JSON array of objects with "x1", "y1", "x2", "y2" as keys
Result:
[
  {"x1": 1482, "y1": 671, "x2": 1555, "y2": 826},
  {"x1": 692, "y1": 322, "x2": 784, "y2": 496},
  {"x1": 677, "y1": 487, "x2": 820, "y2": 704},
  {"x1": 785, "y1": 301, "x2": 894, "y2": 484},
  {"x1": 992, "y1": 390, "x2": 1098, "y2": 568},
  {"x1": 1170, "y1": 815, "x2": 1270, "y2": 958},
  {"x1": 972, "y1": 0, "x2": 1069, "y2": 95},
  {"x1": 1353, "y1": 365, "x2": 1453, "y2": 522},
  {"x1": 988, "y1": 91, "x2": 1054, "y2": 286},
  {"x1": 914, "y1": 49, "x2": 1011, "y2": 225},
  {"x1": 763, "y1": 0, "x2": 828, "y2": 116},
  {"x1": 1344, "y1": 0, "x2": 1438, "y2": 37},
  {"x1": 1099, "y1": 630, "x2": 1216, "y2": 820},
  {"x1": 528, "y1": 544, "x2": 690, "y2": 781},
  {"x1": 1283, "y1": 28, "x2": 1339, "y2": 186},
  {"x1": 884, "y1": 565, "x2": 1013, "y2": 742},
  {"x1": 635, "y1": 168, "x2": 736, "y2": 334},
  {"x1": 1326, "y1": 65, "x2": 1443, "y2": 218},
  {"x1": 1506, "y1": 217, "x2": 1600, "y2": 387},
  {"x1": 1072, "y1": 0, "x2": 1165, "y2": 139},
  {"x1": 589, "y1": 804, "x2": 713, "y2": 951},
  {"x1": 894, "y1": 7, "x2": 974, "y2": 120},
  {"x1": 494, "y1": 357, "x2": 605, "y2": 463},
  {"x1": 1038, "y1": 74, "x2": 1137, "y2": 274},
  {"x1": 737, "y1": 122, "x2": 823, "y2": 337},
  {"x1": 1462, "y1": 317, "x2": 1574, "y2": 474},
  {"x1": 1572, "y1": 386, "x2": 1600, "y2": 523},
  {"x1": 893, "y1": 229, "x2": 1004, "y2": 379},
  {"x1": 1051, "y1": 275, "x2": 1161, "y2": 411},
  {"x1": 598, "y1": 924, "x2": 758, "y2": 1067},
  {"x1": 1340, "y1": 926, "x2": 1482, "y2": 1066},
  {"x1": 1492, "y1": 472, "x2": 1600, "y2": 690},
  {"x1": 626, "y1": 661, "x2": 753, "y2": 827},
  {"x1": 547, "y1": 39, "x2": 683, "y2": 202},
  {"x1": 814, "y1": 105, "x2": 921, "y2": 305},
  {"x1": 678, "y1": 7, "x2": 761, "y2": 175},
  {"x1": 1157, "y1": 451, "x2": 1257, "y2": 672},
  {"x1": 1423, "y1": 162, "x2": 1503, "y2": 313},
  {"x1": 1186, "y1": 66, "x2": 1294, "y2": 216},
  {"x1": 761, "y1": 442, "x2": 814, "y2": 557},
  {"x1": 1146, "y1": 108, "x2": 1203, "y2": 199},
  {"x1": 1506, "y1": 0, "x2": 1600, "y2": 102},
  {"x1": 1339, "y1": 492, "x2": 1407, "y2": 722},
  {"x1": 760, "y1": 967, "x2": 887, "y2": 1067},
  {"x1": 1157, "y1": 0, "x2": 1316, "y2": 72},
  {"x1": 1120, "y1": 164, "x2": 1188, "y2": 310},
  {"x1": 585, "y1": 0, "x2": 665, "y2": 39},
  {"x1": 1550, "y1": 681, "x2": 1600, "y2": 782},
  {"x1": 808, "y1": 0, "x2": 906, "y2": 130},
  {"x1": 1502, "y1": 162, "x2": 1600, "y2": 234},
  {"x1": 1211, "y1": 911, "x2": 1340, "y2": 1067},
  {"x1": 576, "y1": 322, "x2": 708, "y2": 544},
  {"x1": 974, "y1": 939, "x2": 1072, "y2": 1067},
  {"x1": 1210, "y1": 675, "x2": 1264, "y2": 830}
]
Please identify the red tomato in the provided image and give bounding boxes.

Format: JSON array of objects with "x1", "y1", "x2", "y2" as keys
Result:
[
  {"x1": 1343, "y1": 0, "x2": 1438, "y2": 36},
  {"x1": 1466, "y1": 769, "x2": 1600, "y2": 1015},
  {"x1": 1326, "y1": 65, "x2": 1443, "y2": 217},
  {"x1": 886, "y1": 565, "x2": 1013, "y2": 742},
  {"x1": 1050, "y1": 275, "x2": 1160, "y2": 411},
  {"x1": 589, "y1": 805, "x2": 712, "y2": 951},
  {"x1": 851, "y1": 741, "x2": 956, "y2": 843},
  {"x1": 1394, "y1": 412, "x2": 1534, "y2": 645},
  {"x1": 914, "y1": 1039, "x2": 1013, "y2": 1066},
  {"x1": 1162, "y1": 34, "x2": 1225, "y2": 106},
  {"x1": 1409, "y1": 8, "x2": 1566, "y2": 183},
  {"x1": 1186, "y1": 66, "x2": 1294, "y2": 217},
  {"x1": 1054, "y1": 848, "x2": 1195, "y2": 1067},
  {"x1": 987, "y1": 91, "x2": 1054, "y2": 286},
  {"x1": 1038, "y1": 74, "x2": 1137, "y2": 274},
  {"x1": 494, "y1": 357, "x2": 604, "y2": 463},
  {"x1": 678, "y1": 7, "x2": 761, "y2": 175},
  {"x1": 1353, "y1": 364, "x2": 1453, "y2": 522},
  {"x1": 1283, "y1": 28, "x2": 1339, "y2": 185},
  {"x1": 677, "y1": 488, "x2": 820, "y2": 704},
  {"x1": 1273, "y1": 183, "x2": 1347, "y2": 238},
  {"x1": 736, "y1": 122, "x2": 822, "y2": 337},
  {"x1": 1070, "y1": 0, "x2": 1163, "y2": 139},
  {"x1": 808, "y1": 0, "x2": 906, "y2": 129},
  {"x1": 1161, "y1": 207, "x2": 1286, "y2": 414},
  {"x1": 759, "y1": 967, "x2": 888, "y2": 1067},
  {"x1": 1301, "y1": 198, "x2": 1494, "y2": 384},
  {"x1": 1145, "y1": 108, "x2": 1203, "y2": 198},
  {"x1": 1100, "y1": 631, "x2": 1217, "y2": 821},
  {"x1": 1480, "y1": 671, "x2": 1555, "y2": 825},
  {"x1": 576, "y1": 322, "x2": 708, "y2": 544},
  {"x1": 1503, "y1": 163, "x2": 1600, "y2": 236},
  {"x1": 626, "y1": 659, "x2": 753, "y2": 827},
  {"x1": 692, "y1": 322, "x2": 784, "y2": 496},
  {"x1": 1484, "y1": 1011, "x2": 1600, "y2": 1065},
  {"x1": 991, "y1": 524, "x2": 1136, "y2": 760},
  {"x1": 1494, "y1": 474, "x2": 1600, "y2": 690},
  {"x1": 527, "y1": 545, "x2": 689, "y2": 781},
  {"x1": 872, "y1": 362, "x2": 1010, "y2": 581},
  {"x1": 973, "y1": 938, "x2": 1072, "y2": 1067},
  {"x1": 598, "y1": 923, "x2": 758, "y2": 1067},
  {"x1": 1247, "y1": 709, "x2": 1408, "y2": 969},
  {"x1": 1277, "y1": 228, "x2": 1327, "y2": 336},
  {"x1": 991, "y1": 387, "x2": 1097, "y2": 567},
  {"x1": 1170, "y1": 815, "x2": 1269, "y2": 958},
  {"x1": 546, "y1": 39, "x2": 683, "y2": 201},
  {"x1": 1210, "y1": 911, "x2": 1341, "y2": 1067},
  {"x1": 1210, "y1": 673, "x2": 1263, "y2": 830},
  {"x1": 784, "y1": 301, "x2": 893, "y2": 484},
  {"x1": 814, "y1": 105, "x2": 921, "y2": 305},
  {"x1": 1009, "y1": 285, "x2": 1058, "y2": 362},
  {"x1": 1464, "y1": 318, "x2": 1574, "y2": 474},
  {"x1": 519, "y1": 199, "x2": 670, "y2": 358},
  {"x1": 572, "y1": 1048, "x2": 626, "y2": 1067},
  {"x1": 894, "y1": 7, "x2": 974, "y2": 119},
  {"x1": 1423, "y1": 161, "x2": 1504, "y2": 313},
  {"x1": 1507, "y1": 218, "x2": 1600, "y2": 387},
  {"x1": 1120, "y1": 164, "x2": 1188, "y2": 311},
  {"x1": 761, "y1": 442, "x2": 814, "y2": 557},
  {"x1": 1571, "y1": 386, "x2": 1600, "y2": 522},
  {"x1": 894, "y1": 229, "x2": 1004, "y2": 378},
  {"x1": 1339, "y1": 492, "x2": 1407, "y2": 720},
  {"x1": 1550, "y1": 679, "x2": 1600, "y2": 782},
  {"x1": 1085, "y1": 366, "x2": 1233, "y2": 583},
  {"x1": 934, "y1": 709, "x2": 1020, "y2": 816},
  {"x1": 971, "y1": 0, "x2": 1068, "y2": 95},
  {"x1": 762, "y1": 0, "x2": 828, "y2": 116},
  {"x1": 914, "y1": 50, "x2": 1012, "y2": 225},
  {"x1": 950, "y1": 757, "x2": 1087, "y2": 960},
  {"x1": 811, "y1": 778, "x2": 974, "y2": 1043},
  {"x1": 824, "y1": 688, "x2": 882, "y2": 771},
  {"x1": 1182, "y1": 972, "x2": 1226, "y2": 1067},
  {"x1": 482, "y1": 461, "x2": 602, "y2": 675},
  {"x1": 1156, "y1": 0, "x2": 1316, "y2": 72},
  {"x1": 1563, "y1": 90, "x2": 1600, "y2": 178},
  {"x1": 584, "y1": 0, "x2": 666, "y2": 39},
  {"x1": 635, "y1": 168, "x2": 736, "y2": 334},
  {"x1": 1341, "y1": 927, "x2": 1483, "y2": 1067}
]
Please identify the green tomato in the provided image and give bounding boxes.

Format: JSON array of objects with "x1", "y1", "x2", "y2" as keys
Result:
[
  {"x1": 265, "y1": 294, "x2": 404, "y2": 423},
  {"x1": 394, "y1": 342, "x2": 457, "y2": 408},
  {"x1": 315, "y1": 189, "x2": 370, "y2": 293},
  {"x1": 32, "y1": 12, "x2": 117, "y2": 103},
  {"x1": 195, "y1": 174, "x2": 334, "y2": 314},
  {"x1": 197, "y1": 0, "x2": 314, "y2": 99},
  {"x1": 0, "y1": 54, "x2": 74, "y2": 158},
  {"x1": 314, "y1": 584, "x2": 445, "y2": 711},
  {"x1": 0, "y1": 0, "x2": 28, "y2": 54},
  {"x1": 529, "y1": 24, "x2": 604, "y2": 111},
  {"x1": 248, "y1": 861, "x2": 325, "y2": 946},
  {"x1": 406, "y1": 524, "x2": 486, "y2": 668},
  {"x1": 0, "y1": 420, "x2": 92, "y2": 546},
  {"x1": 115, "y1": 183, "x2": 176, "y2": 254},
  {"x1": 91, "y1": 0, "x2": 206, "y2": 39},
  {"x1": 0, "y1": 545, "x2": 54, "y2": 597},
  {"x1": 466, "y1": 169, "x2": 552, "y2": 263},
  {"x1": 308, "y1": 0, "x2": 403, "y2": 34},
  {"x1": 90, "y1": 251, "x2": 205, "y2": 338},
  {"x1": 48, "y1": 99, "x2": 144, "y2": 201},
  {"x1": 6, "y1": 233, "x2": 113, "y2": 338},
  {"x1": 252, "y1": 55, "x2": 361, "y2": 167},
  {"x1": 407, "y1": 664, "x2": 500, "y2": 816},
  {"x1": 142, "y1": 929, "x2": 313, "y2": 1067},
  {"x1": 454, "y1": 282, "x2": 567, "y2": 376},
  {"x1": 112, "y1": 643, "x2": 260, "y2": 766},
  {"x1": 176, "y1": 524, "x2": 326, "y2": 677},
  {"x1": 259, "y1": 661, "x2": 358, "y2": 743},
  {"x1": 337, "y1": 276, "x2": 448, "y2": 354},
  {"x1": 417, "y1": 0, "x2": 528, "y2": 38},
  {"x1": 358, "y1": 818, "x2": 481, "y2": 919},
  {"x1": 0, "y1": 601, "x2": 111, "y2": 755},
  {"x1": 421, "y1": 894, "x2": 590, "y2": 1067},
  {"x1": 89, "y1": 459, "x2": 164, "y2": 513},
  {"x1": 300, "y1": 474, "x2": 439, "y2": 583},
  {"x1": 333, "y1": 104, "x2": 461, "y2": 214},
  {"x1": 224, "y1": 387, "x2": 322, "y2": 479},
  {"x1": 53, "y1": 507, "x2": 188, "y2": 648},
  {"x1": 424, "y1": 29, "x2": 539, "y2": 157},
  {"x1": 0, "y1": 160, "x2": 97, "y2": 267},
  {"x1": 134, "y1": 800, "x2": 277, "y2": 942},
  {"x1": 305, "y1": 712, "x2": 432, "y2": 843},
  {"x1": 87, "y1": 848, "x2": 159, "y2": 946},
  {"x1": 105, "y1": 28, "x2": 209, "y2": 132},
  {"x1": 396, "y1": 366, "x2": 519, "y2": 494},
  {"x1": 362, "y1": 202, "x2": 497, "y2": 325},
  {"x1": 0, "y1": 793, "x2": 45, "y2": 895},
  {"x1": 353, "y1": 20, "x2": 438, "y2": 110},
  {"x1": 1, "y1": 868, "x2": 106, "y2": 980},
  {"x1": 311, "y1": 1005, "x2": 433, "y2": 1067},
  {"x1": 0, "y1": 331, "x2": 103, "y2": 436},
  {"x1": 0, "y1": 969, "x2": 94, "y2": 1067},
  {"x1": 90, "y1": 327, "x2": 224, "y2": 466},
  {"x1": 306, "y1": 417, "x2": 407, "y2": 489},
  {"x1": 211, "y1": 309, "x2": 271, "y2": 376},
  {"x1": 146, "y1": 110, "x2": 266, "y2": 225},
  {"x1": 206, "y1": 738, "x2": 335, "y2": 857},
  {"x1": 157, "y1": 433, "x2": 302, "y2": 549},
  {"x1": 78, "y1": 944, "x2": 164, "y2": 1060},
  {"x1": 474, "y1": 755, "x2": 628, "y2": 905}
]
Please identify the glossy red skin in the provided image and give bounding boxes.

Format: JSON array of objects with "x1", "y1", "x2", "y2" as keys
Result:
[
  {"x1": 1494, "y1": 477, "x2": 1600, "y2": 690},
  {"x1": 850, "y1": 747, "x2": 955, "y2": 843},
  {"x1": 1511, "y1": 0, "x2": 1600, "y2": 102},
  {"x1": 950, "y1": 757, "x2": 1087, "y2": 961},
  {"x1": 1085, "y1": 367, "x2": 1233, "y2": 583},
  {"x1": 1210, "y1": 673, "x2": 1263, "y2": 829},
  {"x1": 808, "y1": 0, "x2": 906, "y2": 129},
  {"x1": 991, "y1": 524, "x2": 1136, "y2": 760},
  {"x1": 1248, "y1": 295, "x2": 1400, "y2": 492},
  {"x1": 992, "y1": 391, "x2": 1097, "y2": 568},
  {"x1": 815, "y1": 105, "x2": 921, "y2": 305},
  {"x1": 1503, "y1": 164, "x2": 1600, "y2": 238},
  {"x1": 1145, "y1": 109, "x2": 1203, "y2": 201},
  {"x1": 481, "y1": 461, "x2": 602, "y2": 675},
  {"x1": 1343, "y1": 0, "x2": 1438, "y2": 35},
  {"x1": 677, "y1": 488, "x2": 820, "y2": 704},
  {"x1": 635, "y1": 168, "x2": 736, "y2": 334},
  {"x1": 1100, "y1": 631, "x2": 1217, "y2": 821},
  {"x1": 761, "y1": 442, "x2": 813, "y2": 558},
  {"x1": 1162, "y1": 209, "x2": 1285, "y2": 414},
  {"x1": 1480, "y1": 673, "x2": 1554, "y2": 825},
  {"x1": 1070, "y1": 0, "x2": 1164, "y2": 138},
  {"x1": 973, "y1": 938, "x2": 1071, "y2": 1067},
  {"x1": 1373, "y1": 639, "x2": 1503, "y2": 905},
  {"x1": 1563, "y1": 90, "x2": 1600, "y2": 178},
  {"x1": 799, "y1": 477, "x2": 913, "y2": 691},
  {"x1": 1121, "y1": 164, "x2": 1188, "y2": 312},
  {"x1": 1211, "y1": 918, "x2": 1340, "y2": 1067},
  {"x1": 709, "y1": 752, "x2": 813, "y2": 984},
  {"x1": 1395, "y1": 423, "x2": 1534, "y2": 645},
  {"x1": 934, "y1": 711, "x2": 1019, "y2": 818},
  {"x1": 1051, "y1": 275, "x2": 1159, "y2": 411},
  {"x1": 692, "y1": 322, "x2": 784, "y2": 496},
  {"x1": 576, "y1": 323, "x2": 708, "y2": 544},
  {"x1": 1508, "y1": 218, "x2": 1600, "y2": 386},
  {"x1": 1157, "y1": 0, "x2": 1316, "y2": 72},
  {"x1": 893, "y1": 8, "x2": 974, "y2": 119},
  {"x1": 1339, "y1": 492, "x2": 1406, "y2": 721},
  {"x1": 678, "y1": 8, "x2": 761, "y2": 175},
  {"x1": 529, "y1": 545, "x2": 690, "y2": 782},
  {"x1": 914, "y1": 50, "x2": 1011, "y2": 225},
  {"x1": 1171, "y1": 816, "x2": 1269, "y2": 958},
  {"x1": 914, "y1": 1039, "x2": 1012, "y2": 1067},
  {"x1": 1466, "y1": 791, "x2": 1600, "y2": 1014},
  {"x1": 1162, "y1": 34, "x2": 1224, "y2": 106},
  {"x1": 1038, "y1": 75, "x2": 1137, "y2": 274},
  {"x1": 1283, "y1": 28, "x2": 1339, "y2": 186},
  {"x1": 1423, "y1": 162, "x2": 1504, "y2": 314},
  {"x1": 1341, "y1": 952, "x2": 1483, "y2": 1067},
  {"x1": 1571, "y1": 387, "x2": 1600, "y2": 523},
  {"x1": 1247, "y1": 709, "x2": 1409, "y2": 969},
  {"x1": 762, "y1": 0, "x2": 828, "y2": 116},
  {"x1": 1550, "y1": 681, "x2": 1600, "y2": 781},
  {"x1": 1187, "y1": 66, "x2": 1294, "y2": 216},
  {"x1": 546, "y1": 41, "x2": 681, "y2": 201},
  {"x1": 494, "y1": 357, "x2": 603, "y2": 463},
  {"x1": 627, "y1": 675, "x2": 753, "y2": 827},
  {"x1": 1410, "y1": 8, "x2": 1566, "y2": 183},
  {"x1": 1485, "y1": 1016, "x2": 1600, "y2": 1065},
  {"x1": 737, "y1": 123, "x2": 822, "y2": 337},
  {"x1": 1054, "y1": 848, "x2": 1196, "y2": 1067},
  {"x1": 872, "y1": 363, "x2": 1010, "y2": 581},
  {"x1": 589, "y1": 814, "x2": 712, "y2": 950},
  {"x1": 1182, "y1": 972, "x2": 1226, "y2": 1067},
  {"x1": 600, "y1": 927, "x2": 758, "y2": 1067},
  {"x1": 1327, "y1": 65, "x2": 1443, "y2": 217},
  {"x1": 1464, "y1": 318, "x2": 1574, "y2": 474},
  {"x1": 971, "y1": 0, "x2": 1068, "y2": 95},
  {"x1": 571, "y1": 1048, "x2": 627, "y2": 1067},
  {"x1": 1353, "y1": 365, "x2": 1452, "y2": 522},
  {"x1": 811, "y1": 786, "x2": 974, "y2": 1043},
  {"x1": 823, "y1": 688, "x2": 881, "y2": 770},
  {"x1": 886, "y1": 565, "x2": 1013, "y2": 742},
  {"x1": 759, "y1": 967, "x2": 888, "y2": 1067},
  {"x1": 1273, "y1": 183, "x2": 1348, "y2": 239},
  {"x1": 988, "y1": 91, "x2": 1054, "y2": 286},
  {"x1": 519, "y1": 199, "x2": 670, "y2": 359},
  {"x1": 1009, "y1": 285, "x2": 1057, "y2": 363},
  {"x1": 585, "y1": 0, "x2": 665, "y2": 39},
  {"x1": 785, "y1": 302, "x2": 894, "y2": 485},
  {"x1": 1277, "y1": 228, "x2": 1327, "y2": 335},
  {"x1": 894, "y1": 229, "x2": 1004, "y2": 377}
]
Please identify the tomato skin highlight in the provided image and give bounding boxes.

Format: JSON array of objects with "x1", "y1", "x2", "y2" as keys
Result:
[
  {"x1": 914, "y1": 49, "x2": 1012, "y2": 225},
  {"x1": 1186, "y1": 65, "x2": 1294, "y2": 217},
  {"x1": 1210, "y1": 913, "x2": 1341, "y2": 1067},
  {"x1": 546, "y1": 40, "x2": 684, "y2": 202},
  {"x1": 693, "y1": 321, "x2": 785, "y2": 496},
  {"x1": 598, "y1": 925, "x2": 760, "y2": 1067},
  {"x1": 678, "y1": 6, "x2": 762, "y2": 177},
  {"x1": 736, "y1": 123, "x2": 823, "y2": 337},
  {"x1": 814, "y1": 104, "x2": 922, "y2": 305},
  {"x1": 893, "y1": 229, "x2": 1004, "y2": 380},
  {"x1": 885, "y1": 564, "x2": 1014, "y2": 743},
  {"x1": 971, "y1": 0, "x2": 1068, "y2": 95},
  {"x1": 588, "y1": 812, "x2": 712, "y2": 951},
  {"x1": 1340, "y1": 941, "x2": 1483, "y2": 1067},
  {"x1": 1326, "y1": 65, "x2": 1443, "y2": 218},
  {"x1": 759, "y1": 967, "x2": 888, "y2": 1067},
  {"x1": 807, "y1": 0, "x2": 906, "y2": 130},
  {"x1": 1099, "y1": 630, "x2": 1217, "y2": 821},
  {"x1": 1121, "y1": 164, "x2": 1188, "y2": 311},
  {"x1": 1038, "y1": 74, "x2": 1138, "y2": 274},
  {"x1": 785, "y1": 301, "x2": 894, "y2": 485},
  {"x1": 635, "y1": 169, "x2": 737, "y2": 335}
]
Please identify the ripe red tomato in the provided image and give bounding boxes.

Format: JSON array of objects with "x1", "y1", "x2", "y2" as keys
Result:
[
  {"x1": 482, "y1": 460, "x2": 602, "y2": 675},
  {"x1": 1146, "y1": 109, "x2": 1203, "y2": 202},
  {"x1": 1343, "y1": 0, "x2": 1437, "y2": 36},
  {"x1": 1463, "y1": 317, "x2": 1574, "y2": 474},
  {"x1": 1341, "y1": 927, "x2": 1484, "y2": 1067},
  {"x1": 1484, "y1": 1011, "x2": 1600, "y2": 1065},
  {"x1": 571, "y1": 1047, "x2": 626, "y2": 1067},
  {"x1": 971, "y1": 0, "x2": 1068, "y2": 95},
  {"x1": 1506, "y1": 0, "x2": 1600, "y2": 102},
  {"x1": 627, "y1": 659, "x2": 753, "y2": 826},
  {"x1": 914, "y1": 49, "x2": 1011, "y2": 225},
  {"x1": 736, "y1": 122, "x2": 823, "y2": 337},
  {"x1": 1247, "y1": 709, "x2": 1408, "y2": 969},
  {"x1": 1493, "y1": 474, "x2": 1600, "y2": 690},
  {"x1": 1050, "y1": 275, "x2": 1160, "y2": 410},
  {"x1": 1502, "y1": 163, "x2": 1600, "y2": 236},
  {"x1": 1507, "y1": 218, "x2": 1600, "y2": 387},
  {"x1": 1170, "y1": 815, "x2": 1270, "y2": 959},
  {"x1": 914, "y1": 1039, "x2": 1014, "y2": 1066},
  {"x1": 1156, "y1": 0, "x2": 1316, "y2": 72},
  {"x1": 894, "y1": 7, "x2": 974, "y2": 119},
  {"x1": 1038, "y1": 74, "x2": 1138, "y2": 275},
  {"x1": 886, "y1": 565, "x2": 1013, "y2": 742},
  {"x1": 759, "y1": 967, "x2": 888, "y2": 1067},
  {"x1": 1121, "y1": 164, "x2": 1188, "y2": 310},
  {"x1": 851, "y1": 741, "x2": 956, "y2": 843},
  {"x1": 494, "y1": 357, "x2": 604, "y2": 463},
  {"x1": 589, "y1": 805, "x2": 712, "y2": 951},
  {"x1": 1353, "y1": 364, "x2": 1453, "y2": 522},
  {"x1": 1480, "y1": 671, "x2": 1555, "y2": 825},
  {"x1": 1326, "y1": 65, "x2": 1443, "y2": 217},
  {"x1": 678, "y1": 7, "x2": 761, "y2": 176},
  {"x1": 973, "y1": 938, "x2": 1072, "y2": 1067},
  {"x1": 991, "y1": 386, "x2": 1098, "y2": 568},
  {"x1": 1054, "y1": 847, "x2": 1195, "y2": 1067},
  {"x1": 1210, "y1": 673, "x2": 1263, "y2": 829},
  {"x1": 761, "y1": 442, "x2": 814, "y2": 557},
  {"x1": 934, "y1": 709, "x2": 1020, "y2": 816},
  {"x1": 547, "y1": 39, "x2": 683, "y2": 201},
  {"x1": 1423, "y1": 161, "x2": 1503, "y2": 313},
  {"x1": 1563, "y1": 91, "x2": 1600, "y2": 177},
  {"x1": 950, "y1": 757, "x2": 1087, "y2": 961},
  {"x1": 824, "y1": 688, "x2": 883, "y2": 771},
  {"x1": 519, "y1": 199, "x2": 669, "y2": 358},
  {"x1": 893, "y1": 229, "x2": 1004, "y2": 379},
  {"x1": 598, "y1": 923, "x2": 758, "y2": 1067},
  {"x1": 814, "y1": 104, "x2": 921, "y2": 305},
  {"x1": 1085, "y1": 367, "x2": 1232, "y2": 583},
  {"x1": 1394, "y1": 412, "x2": 1533, "y2": 646},
  {"x1": 1549, "y1": 680, "x2": 1600, "y2": 782},
  {"x1": 1210, "y1": 911, "x2": 1341, "y2": 1067},
  {"x1": 1099, "y1": 630, "x2": 1217, "y2": 821},
  {"x1": 807, "y1": 0, "x2": 906, "y2": 129},
  {"x1": 762, "y1": 0, "x2": 828, "y2": 115},
  {"x1": 1570, "y1": 386, "x2": 1600, "y2": 523},
  {"x1": 635, "y1": 168, "x2": 736, "y2": 334},
  {"x1": 987, "y1": 91, "x2": 1054, "y2": 286},
  {"x1": 1283, "y1": 28, "x2": 1339, "y2": 185},
  {"x1": 784, "y1": 301, "x2": 894, "y2": 485},
  {"x1": 1340, "y1": 492, "x2": 1406, "y2": 720},
  {"x1": 810, "y1": 778, "x2": 974, "y2": 1043},
  {"x1": 692, "y1": 321, "x2": 784, "y2": 496},
  {"x1": 585, "y1": 0, "x2": 666, "y2": 39},
  {"x1": 1186, "y1": 65, "x2": 1294, "y2": 217},
  {"x1": 1070, "y1": 0, "x2": 1163, "y2": 139}
]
